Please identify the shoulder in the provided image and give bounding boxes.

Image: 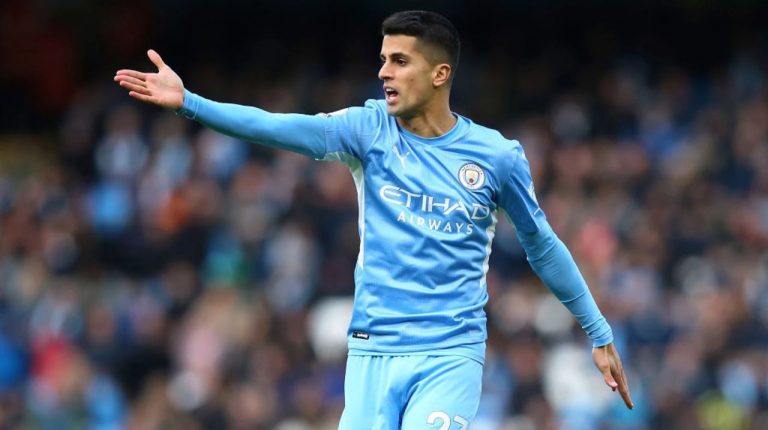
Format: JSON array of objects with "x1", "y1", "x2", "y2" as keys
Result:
[
  {"x1": 356, "y1": 99, "x2": 389, "y2": 134},
  {"x1": 465, "y1": 119, "x2": 521, "y2": 152},
  {"x1": 362, "y1": 98, "x2": 388, "y2": 112},
  {"x1": 352, "y1": 99, "x2": 388, "y2": 129},
  {"x1": 319, "y1": 99, "x2": 384, "y2": 118},
  {"x1": 319, "y1": 99, "x2": 388, "y2": 135},
  {"x1": 349, "y1": 99, "x2": 387, "y2": 122},
  {"x1": 464, "y1": 119, "x2": 524, "y2": 176}
]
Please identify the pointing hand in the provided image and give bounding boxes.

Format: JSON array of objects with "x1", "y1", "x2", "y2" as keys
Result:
[{"x1": 592, "y1": 342, "x2": 634, "y2": 409}]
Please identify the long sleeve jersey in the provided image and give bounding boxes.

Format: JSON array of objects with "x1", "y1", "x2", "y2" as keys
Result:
[{"x1": 178, "y1": 91, "x2": 613, "y2": 363}]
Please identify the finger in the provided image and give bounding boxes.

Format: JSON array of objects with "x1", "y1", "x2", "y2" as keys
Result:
[
  {"x1": 616, "y1": 376, "x2": 633, "y2": 409},
  {"x1": 115, "y1": 69, "x2": 147, "y2": 80},
  {"x1": 119, "y1": 80, "x2": 152, "y2": 96},
  {"x1": 114, "y1": 75, "x2": 147, "y2": 88},
  {"x1": 614, "y1": 366, "x2": 634, "y2": 409},
  {"x1": 595, "y1": 347, "x2": 618, "y2": 389},
  {"x1": 602, "y1": 369, "x2": 618, "y2": 391},
  {"x1": 129, "y1": 91, "x2": 157, "y2": 104},
  {"x1": 147, "y1": 49, "x2": 166, "y2": 69}
]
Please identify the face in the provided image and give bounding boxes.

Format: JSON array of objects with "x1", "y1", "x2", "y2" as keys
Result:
[{"x1": 378, "y1": 35, "x2": 446, "y2": 118}]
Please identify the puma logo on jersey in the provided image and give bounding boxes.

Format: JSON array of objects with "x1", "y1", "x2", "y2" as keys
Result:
[{"x1": 392, "y1": 145, "x2": 410, "y2": 169}]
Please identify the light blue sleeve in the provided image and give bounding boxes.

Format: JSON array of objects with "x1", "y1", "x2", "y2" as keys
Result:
[
  {"x1": 177, "y1": 90, "x2": 379, "y2": 162},
  {"x1": 498, "y1": 145, "x2": 613, "y2": 347}
]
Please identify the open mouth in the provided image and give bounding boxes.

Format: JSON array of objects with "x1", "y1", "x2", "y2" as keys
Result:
[{"x1": 384, "y1": 87, "x2": 399, "y2": 104}]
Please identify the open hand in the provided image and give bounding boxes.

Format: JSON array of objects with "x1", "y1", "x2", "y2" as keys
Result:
[
  {"x1": 592, "y1": 342, "x2": 633, "y2": 409},
  {"x1": 114, "y1": 49, "x2": 184, "y2": 110}
]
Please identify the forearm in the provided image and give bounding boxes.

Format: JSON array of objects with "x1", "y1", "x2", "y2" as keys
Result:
[
  {"x1": 517, "y1": 223, "x2": 613, "y2": 347},
  {"x1": 177, "y1": 89, "x2": 327, "y2": 158}
]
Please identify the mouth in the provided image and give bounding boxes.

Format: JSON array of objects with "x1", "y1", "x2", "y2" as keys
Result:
[{"x1": 384, "y1": 87, "x2": 399, "y2": 105}]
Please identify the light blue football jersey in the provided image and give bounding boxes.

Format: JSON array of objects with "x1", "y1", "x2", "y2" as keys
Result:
[{"x1": 179, "y1": 92, "x2": 613, "y2": 364}]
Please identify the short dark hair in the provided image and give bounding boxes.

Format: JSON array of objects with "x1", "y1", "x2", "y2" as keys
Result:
[{"x1": 381, "y1": 10, "x2": 460, "y2": 70}]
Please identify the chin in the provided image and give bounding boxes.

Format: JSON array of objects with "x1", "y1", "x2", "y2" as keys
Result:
[
  {"x1": 386, "y1": 105, "x2": 413, "y2": 119},
  {"x1": 386, "y1": 105, "x2": 401, "y2": 117}
]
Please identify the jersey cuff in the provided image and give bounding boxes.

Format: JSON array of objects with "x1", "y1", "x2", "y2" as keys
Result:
[
  {"x1": 176, "y1": 89, "x2": 200, "y2": 120},
  {"x1": 590, "y1": 323, "x2": 614, "y2": 347}
]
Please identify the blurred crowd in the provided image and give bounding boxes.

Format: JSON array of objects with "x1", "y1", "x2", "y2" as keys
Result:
[{"x1": 2, "y1": 1, "x2": 768, "y2": 430}]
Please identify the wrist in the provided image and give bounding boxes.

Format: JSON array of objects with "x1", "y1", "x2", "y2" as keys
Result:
[{"x1": 175, "y1": 89, "x2": 198, "y2": 119}]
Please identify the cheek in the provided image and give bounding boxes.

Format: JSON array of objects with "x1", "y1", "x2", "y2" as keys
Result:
[{"x1": 403, "y1": 73, "x2": 431, "y2": 100}]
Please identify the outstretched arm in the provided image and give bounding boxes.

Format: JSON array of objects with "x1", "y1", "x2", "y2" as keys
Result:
[
  {"x1": 114, "y1": 50, "x2": 333, "y2": 159},
  {"x1": 500, "y1": 145, "x2": 633, "y2": 409},
  {"x1": 518, "y1": 225, "x2": 633, "y2": 409}
]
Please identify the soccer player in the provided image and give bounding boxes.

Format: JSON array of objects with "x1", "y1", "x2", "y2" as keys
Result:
[{"x1": 115, "y1": 10, "x2": 632, "y2": 428}]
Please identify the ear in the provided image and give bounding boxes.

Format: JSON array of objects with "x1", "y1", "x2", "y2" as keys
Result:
[{"x1": 432, "y1": 63, "x2": 452, "y2": 88}]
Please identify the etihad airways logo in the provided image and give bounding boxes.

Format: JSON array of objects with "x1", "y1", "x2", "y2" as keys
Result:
[{"x1": 378, "y1": 184, "x2": 491, "y2": 235}]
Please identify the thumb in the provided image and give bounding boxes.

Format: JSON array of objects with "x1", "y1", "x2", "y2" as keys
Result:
[{"x1": 147, "y1": 49, "x2": 166, "y2": 69}]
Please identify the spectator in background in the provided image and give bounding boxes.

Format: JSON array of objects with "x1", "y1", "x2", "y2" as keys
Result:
[{"x1": 0, "y1": 2, "x2": 767, "y2": 428}]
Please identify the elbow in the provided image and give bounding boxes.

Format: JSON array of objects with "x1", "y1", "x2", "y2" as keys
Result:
[{"x1": 518, "y1": 224, "x2": 559, "y2": 261}]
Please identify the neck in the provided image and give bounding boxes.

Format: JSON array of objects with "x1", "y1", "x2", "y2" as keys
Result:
[{"x1": 396, "y1": 96, "x2": 456, "y2": 138}]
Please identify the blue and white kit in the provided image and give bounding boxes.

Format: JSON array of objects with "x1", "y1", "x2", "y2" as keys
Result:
[{"x1": 178, "y1": 91, "x2": 613, "y2": 428}]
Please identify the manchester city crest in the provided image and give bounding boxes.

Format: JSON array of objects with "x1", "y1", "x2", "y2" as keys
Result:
[{"x1": 458, "y1": 163, "x2": 485, "y2": 190}]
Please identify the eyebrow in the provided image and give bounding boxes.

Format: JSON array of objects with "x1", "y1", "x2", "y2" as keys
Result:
[{"x1": 380, "y1": 52, "x2": 409, "y2": 60}]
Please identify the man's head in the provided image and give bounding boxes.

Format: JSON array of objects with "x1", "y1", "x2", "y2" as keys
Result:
[{"x1": 379, "y1": 11, "x2": 460, "y2": 118}]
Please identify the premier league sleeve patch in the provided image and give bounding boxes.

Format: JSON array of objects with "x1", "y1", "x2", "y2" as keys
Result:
[
  {"x1": 316, "y1": 108, "x2": 349, "y2": 118},
  {"x1": 459, "y1": 163, "x2": 485, "y2": 190}
]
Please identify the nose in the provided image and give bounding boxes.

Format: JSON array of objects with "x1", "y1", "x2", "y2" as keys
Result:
[{"x1": 378, "y1": 61, "x2": 392, "y2": 81}]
